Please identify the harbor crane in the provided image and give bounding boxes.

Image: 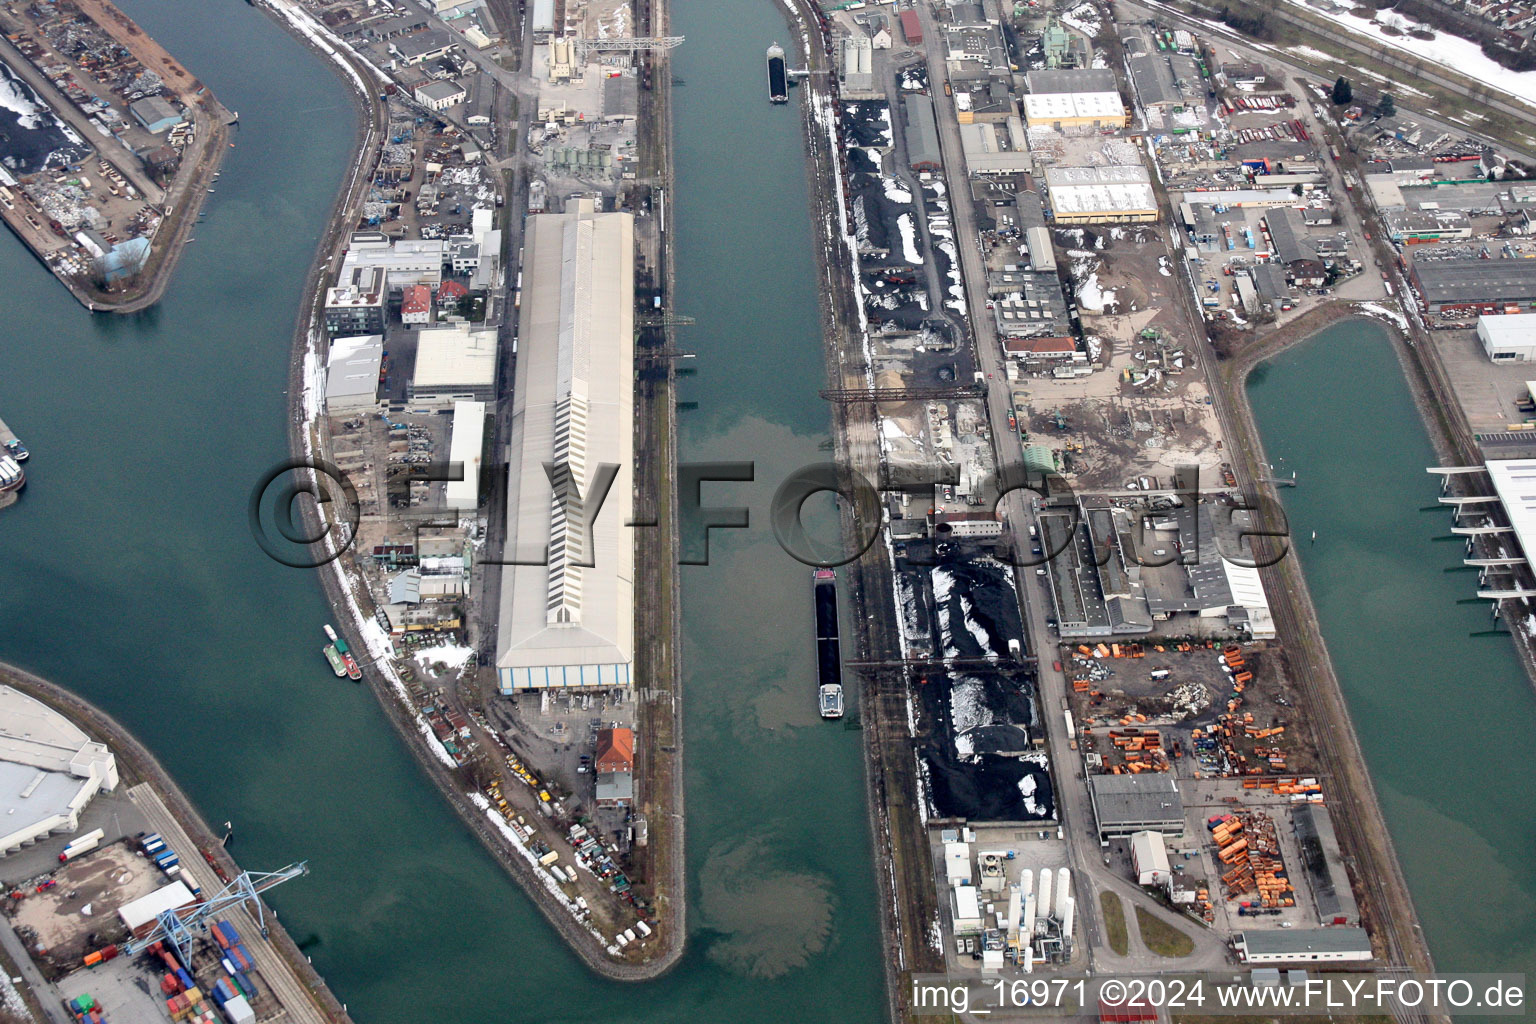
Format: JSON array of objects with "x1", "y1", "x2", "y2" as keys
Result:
[
  {"x1": 122, "y1": 863, "x2": 310, "y2": 963},
  {"x1": 573, "y1": 36, "x2": 684, "y2": 62}
]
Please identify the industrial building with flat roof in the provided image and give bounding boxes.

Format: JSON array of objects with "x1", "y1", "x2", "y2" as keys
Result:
[
  {"x1": 129, "y1": 96, "x2": 182, "y2": 134},
  {"x1": 1130, "y1": 830, "x2": 1170, "y2": 887},
  {"x1": 1478, "y1": 312, "x2": 1536, "y2": 361},
  {"x1": 1410, "y1": 257, "x2": 1536, "y2": 314},
  {"x1": 1292, "y1": 805, "x2": 1359, "y2": 927},
  {"x1": 415, "y1": 79, "x2": 467, "y2": 112},
  {"x1": 1138, "y1": 503, "x2": 1276, "y2": 638},
  {"x1": 0, "y1": 687, "x2": 118, "y2": 856},
  {"x1": 959, "y1": 118, "x2": 1032, "y2": 174},
  {"x1": 1022, "y1": 92, "x2": 1127, "y2": 129},
  {"x1": 408, "y1": 323, "x2": 499, "y2": 405},
  {"x1": 903, "y1": 95, "x2": 942, "y2": 172},
  {"x1": 1088, "y1": 774, "x2": 1184, "y2": 837},
  {"x1": 1236, "y1": 928, "x2": 1372, "y2": 963},
  {"x1": 446, "y1": 400, "x2": 486, "y2": 510},
  {"x1": 1043, "y1": 166, "x2": 1158, "y2": 224},
  {"x1": 1478, "y1": 460, "x2": 1536, "y2": 568},
  {"x1": 339, "y1": 234, "x2": 446, "y2": 290},
  {"x1": 497, "y1": 200, "x2": 635, "y2": 692},
  {"x1": 323, "y1": 335, "x2": 384, "y2": 414},
  {"x1": 1025, "y1": 68, "x2": 1118, "y2": 95}
]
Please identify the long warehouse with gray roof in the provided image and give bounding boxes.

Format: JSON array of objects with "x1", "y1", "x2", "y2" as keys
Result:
[
  {"x1": 496, "y1": 199, "x2": 635, "y2": 692},
  {"x1": 1410, "y1": 257, "x2": 1536, "y2": 314}
]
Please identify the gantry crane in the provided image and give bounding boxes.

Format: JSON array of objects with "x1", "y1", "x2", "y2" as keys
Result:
[
  {"x1": 122, "y1": 863, "x2": 310, "y2": 963},
  {"x1": 573, "y1": 36, "x2": 684, "y2": 63}
]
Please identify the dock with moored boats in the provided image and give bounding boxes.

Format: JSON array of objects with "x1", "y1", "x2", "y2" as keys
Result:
[{"x1": 0, "y1": 415, "x2": 27, "y2": 510}]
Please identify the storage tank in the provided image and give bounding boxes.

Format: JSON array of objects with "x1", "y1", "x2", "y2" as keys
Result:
[
  {"x1": 844, "y1": 38, "x2": 860, "y2": 78},
  {"x1": 1037, "y1": 869, "x2": 1052, "y2": 926},
  {"x1": 1020, "y1": 890, "x2": 1037, "y2": 944},
  {"x1": 858, "y1": 37, "x2": 872, "y2": 75},
  {"x1": 1060, "y1": 894, "x2": 1076, "y2": 944},
  {"x1": 1055, "y1": 867, "x2": 1072, "y2": 920}
]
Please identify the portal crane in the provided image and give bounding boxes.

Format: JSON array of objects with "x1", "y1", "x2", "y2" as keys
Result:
[
  {"x1": 573, "y1": 36, "x2": 685, "y2": 62},
  {"x1": 122, "y1": 863, "x2": 309, "y2": 963}
]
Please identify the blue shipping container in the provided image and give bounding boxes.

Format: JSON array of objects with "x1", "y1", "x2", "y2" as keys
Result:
[
  {"x1": 141, "y1": 840, "x2": 164, "y2": 854},
  {"x1": 221, "y1": 922, "x2": 242, "y2": 946},
  {"x1": 175, "y1": 967, "x2": 193, "y2": 990},
  {"x1": 234, "y1": 971, "x2": 258, "y2": 999}
]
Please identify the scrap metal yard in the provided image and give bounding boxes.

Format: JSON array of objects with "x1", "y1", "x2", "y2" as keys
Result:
[{"x1": 0, "y1": 0, "x2": 231, "y2": 310}]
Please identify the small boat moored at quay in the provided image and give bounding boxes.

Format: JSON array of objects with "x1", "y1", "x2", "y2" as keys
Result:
[{"x1": 324, "y1": 624, "x2": 363, "y2": 681}]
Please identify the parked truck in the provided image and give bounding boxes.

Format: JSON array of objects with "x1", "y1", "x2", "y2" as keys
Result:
[{"x1": 59, "y1": 828, "x2": 105, "y2": 862}]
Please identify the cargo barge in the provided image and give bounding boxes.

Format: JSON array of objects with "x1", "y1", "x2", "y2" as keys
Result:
[
  {"x1": 813, "y1": 569, "x2": 844, "y2": 718},
  {"x1": 767, "y1": 43, "x2": 788, "y2": 103}
]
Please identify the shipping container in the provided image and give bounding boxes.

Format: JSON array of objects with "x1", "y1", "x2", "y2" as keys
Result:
[{"x1": 222, "y1": 994, "x2": 255, "y2": 1024}]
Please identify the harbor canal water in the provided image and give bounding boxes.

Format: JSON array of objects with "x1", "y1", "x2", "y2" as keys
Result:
[
  {"x1": 0, "y1": 0, "x2": 887, "y2": 1020},
  {"x1": 1247, "y1": 318, "x2": 1536, "y2": 984}
]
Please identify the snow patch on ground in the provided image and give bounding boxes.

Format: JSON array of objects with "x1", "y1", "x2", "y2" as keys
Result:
[
  {"x1": 1288, "y1": 44, "x2": 1332, "y2": 62},
  {"x1": 1018, "y1": 774, "x2": 1041, "y2": 815},
  {"x1": 897, "y1": 212, "x2": 922, "y2": 264},
  {"x1": 1060, "y1": 1, "x2": 1101, "y2": 37},
  {"x1": 0, "y1": 73, "x2": 46, "y2": 130},
  {"x1": 950, "y1": 675, "x2": 993, "y2": 760},
  {"x1": 301, "y1": 333, "x2": 325, "y2": 421},
  {"x1": 1077, "y1": 272, "x2": 1114, "y2": 312},
  {"x1": 1356, "y1": 300, "x2": 1408, "y2": 330},
  {"x1": 414, "y1": 642, "x2": 477, "y2": 672}
]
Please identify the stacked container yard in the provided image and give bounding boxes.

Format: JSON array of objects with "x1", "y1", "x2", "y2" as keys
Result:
[
  {"x1": 209, "y1": 920, "x2": 262, "y2": 1010},
  {"x1": 146, "y1": 938, "x2": 216, "y2": 1023},
  {"x1": 64, "y1": 992, "x2": 107, "y2": 1023}
]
